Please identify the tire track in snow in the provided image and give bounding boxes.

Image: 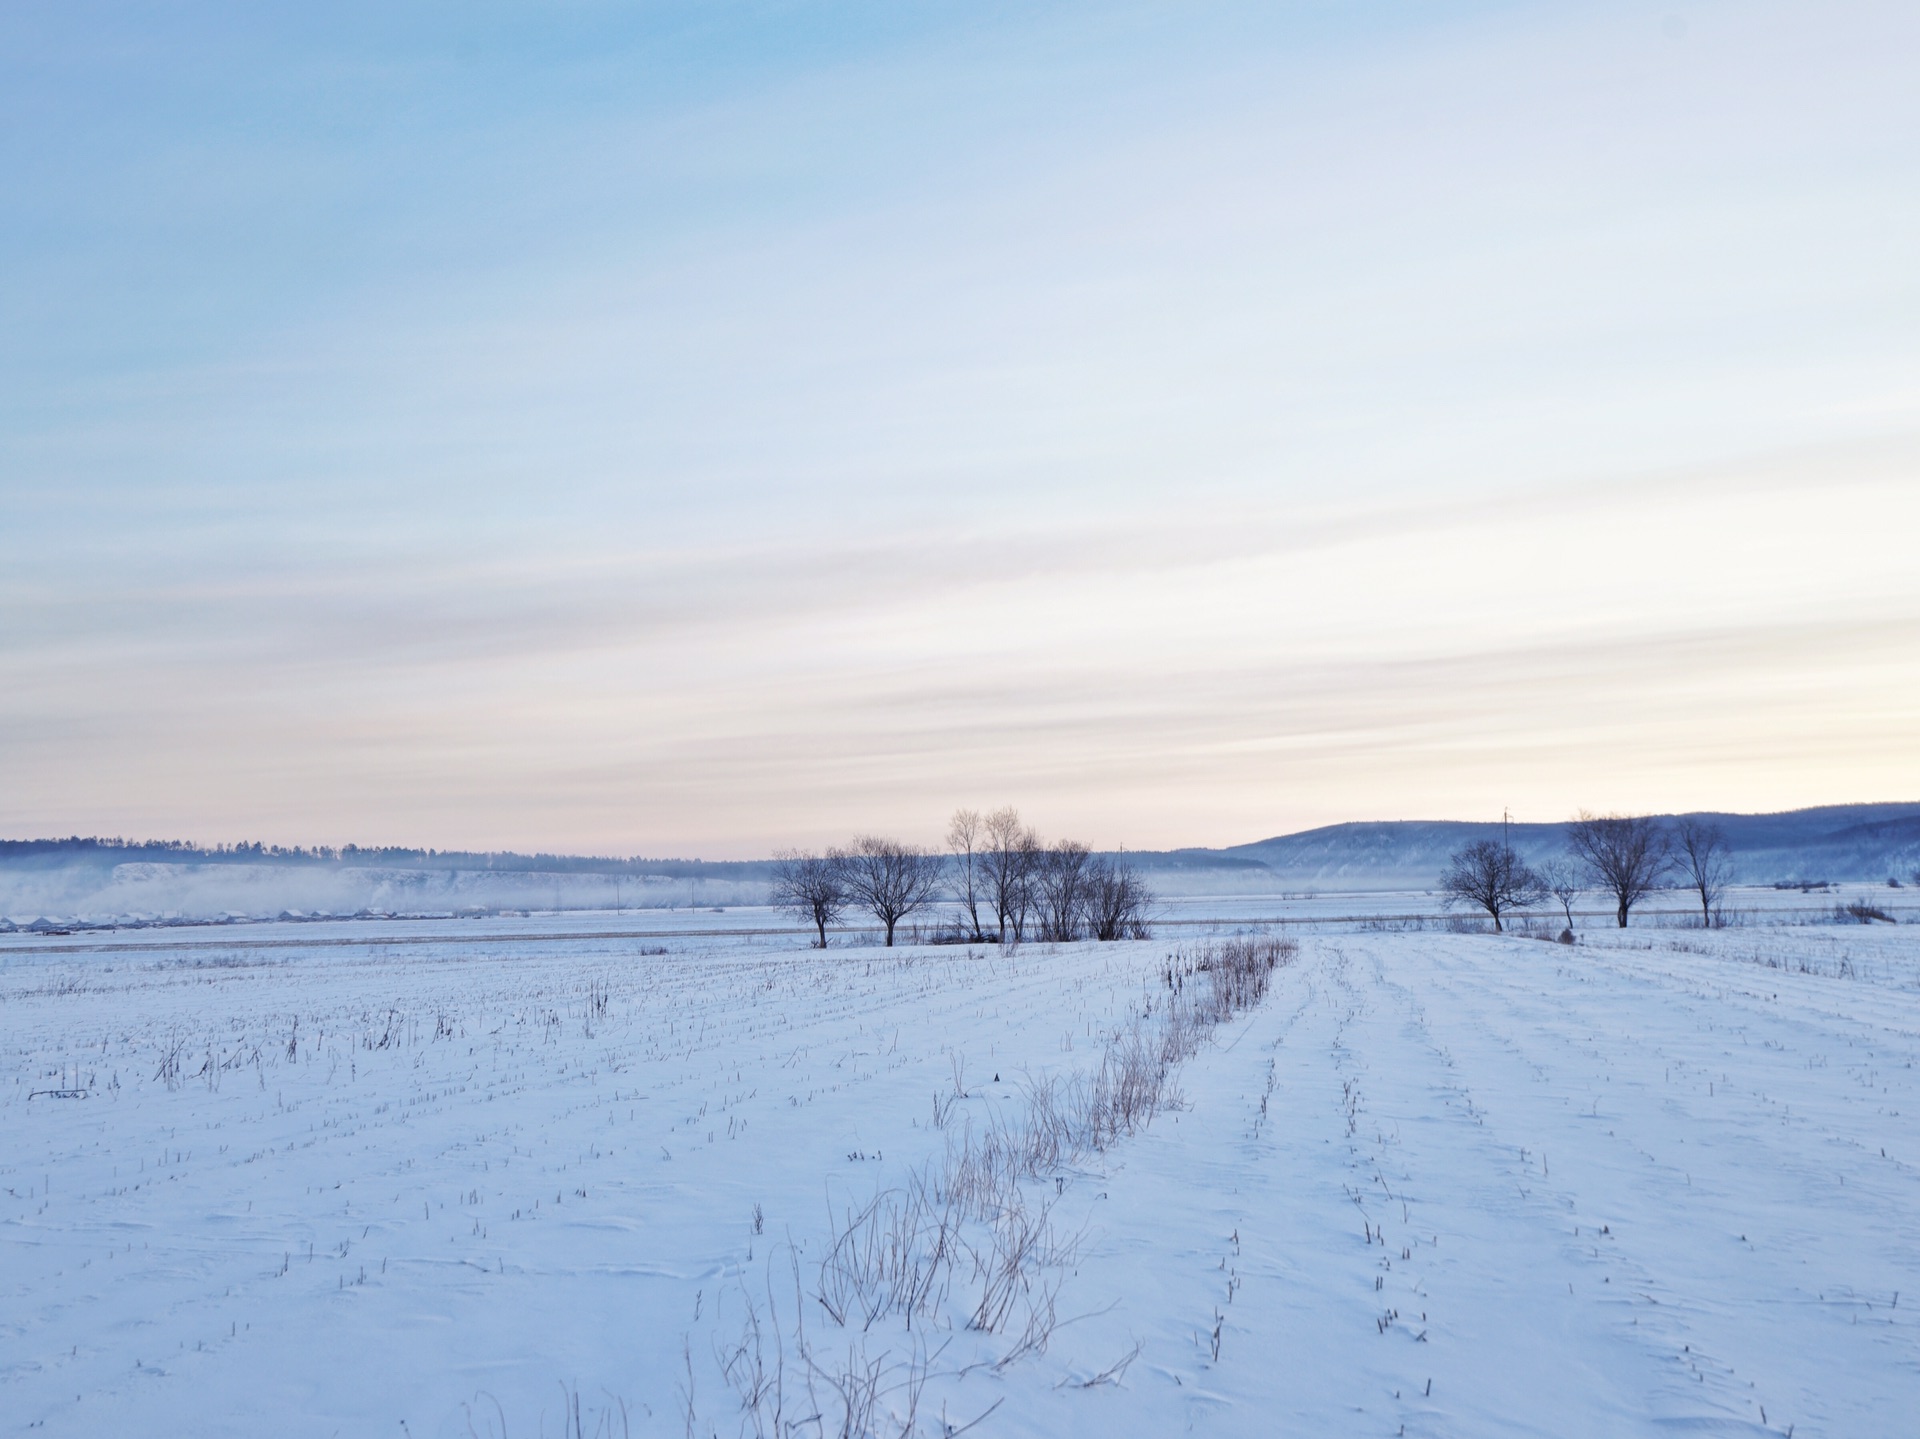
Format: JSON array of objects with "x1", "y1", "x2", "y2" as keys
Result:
[{"x1": 1378, "y1": 932, "x2": 1920, "y2": 1437}]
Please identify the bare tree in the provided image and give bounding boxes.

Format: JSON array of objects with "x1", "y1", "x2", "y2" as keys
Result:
[
  {"x1": 768, "y1": 850, "x2": 846, "y2": 948},
  {"x1": 1673, "y1": 817, "x2": 1732, "y2": 929},
  {"x1": 1565, "y1": 812, "x2": 1671, "y2": 928},
  {"x1": 1010, "y1": 829, "x2": 1042, "y2": 941},
  {"x1": 831, "y1": 836, "x2": 944, "y2": 947},
  {"x1": 1084, "y1": 854, "x2": 1153, "y2": 940},
  {"x1": 1439, "y1": 840, "x2": 1545, "y2": 932},
  {"x1": 980, "y1": 807, "x2": 1040, "y2": 943},
  {"x1": 946, "y1": 809, "x2": 987, "y2": 943},
  {"x1": 1538, "y1": 857, "x2": 1582, "y2": 929},
  {"x1": 1035, "y1": 840, "x2": 1093, "y2": 942}
]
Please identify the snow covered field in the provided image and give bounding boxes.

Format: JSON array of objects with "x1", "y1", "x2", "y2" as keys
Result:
[{"x1": 5, "y1": 915, "x2": 1920, "y2": 1437}]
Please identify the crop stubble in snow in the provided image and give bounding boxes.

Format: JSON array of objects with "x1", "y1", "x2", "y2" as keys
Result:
[{"x1": 4, "y1": 920, "x2": 1920, "y2": 1435}]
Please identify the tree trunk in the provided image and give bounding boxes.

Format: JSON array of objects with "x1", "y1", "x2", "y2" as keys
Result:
[
  {"x1": 1617, "y1": 899, "x2": 1629, "y2": 927},
  {"x1": 884, "y1": 917, "x2": 896, "y2": 946},
  {"x1": 815, "y1": 916, "x2": 827, "y2": 948}
]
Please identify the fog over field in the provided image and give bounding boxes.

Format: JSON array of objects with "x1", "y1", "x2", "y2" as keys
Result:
[{"x1": 6, "y1": 803, "x2": 1918, "y2": 928}]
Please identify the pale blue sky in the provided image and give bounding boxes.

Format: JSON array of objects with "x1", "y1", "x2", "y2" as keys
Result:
[{"x1": 3, "y1": 1, "x2": 1917, "y2": 855}]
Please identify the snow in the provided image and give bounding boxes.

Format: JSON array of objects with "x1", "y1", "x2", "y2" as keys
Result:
[{"x1": 4, "y1": 912, "x2": 1919, "y2": 1436}]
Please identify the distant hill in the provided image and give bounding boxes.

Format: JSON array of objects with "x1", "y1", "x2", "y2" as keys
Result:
[{"x1": 1178, "y1": 803, "x2": 1920, "y2": 891}]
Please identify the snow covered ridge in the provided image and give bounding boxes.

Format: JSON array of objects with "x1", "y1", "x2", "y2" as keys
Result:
[
  {"x1": 6, "y1": 918, "x2": 1920, "y2": 1435},
  {"x1": 1219, "y1": 801, "x2": 1920, "y2": 889}
]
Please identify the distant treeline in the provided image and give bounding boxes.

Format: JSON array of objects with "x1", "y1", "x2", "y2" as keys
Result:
[{"x1": 0, "y1": 836, "x2": 771, "y2": 878}]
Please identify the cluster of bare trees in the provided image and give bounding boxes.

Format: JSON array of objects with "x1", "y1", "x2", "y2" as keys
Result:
[
  {"x1": 768, "y1": 807, "x2": 1152, "y2": 948},
  {"x1": 952, "y1": 810, "x2": 1154, "y2": 944},
  {"x1": 1440, "y1": 811, "x2": 1733, "y2": 932}
]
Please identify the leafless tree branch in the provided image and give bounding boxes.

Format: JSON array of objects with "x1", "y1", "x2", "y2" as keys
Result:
[
  {"x1": 946, "y1": 810, "x2": 987, "y2": 944},
  {"x1": 768, "y1": 850, "x2": 847, "y2": 948},
  {"x1": 1439, "y1": 839, "x2": 1544, "y2": 932},
  {"x1": 1566, "y1": 811, "x2": 1671, "y2": 928},
  {"x1": 831, "y1": 837, "x2": 943, "y2": 947},
  {"x1": 1673, "y1": 817, "x2": 1732, "y2": 929}
]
